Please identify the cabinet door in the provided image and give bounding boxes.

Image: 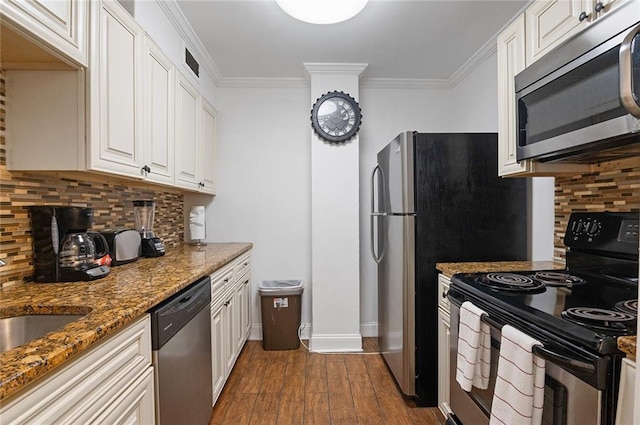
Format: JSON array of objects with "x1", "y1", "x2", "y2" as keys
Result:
[
  {"x1": 235, "y1": 274, "x2": 251, "y2": 352},
  {"x1": 225, "y1": 292, "x2": 238, "y2": 373},
  {"x1": 615, "y1": 358, "x2": 636, "y2": 425},
  {"x1": 200, "y1": 99, "x2": 217, "y2": 194},
  {"x1": 497, "y1": 16, "x2": 529, "y2": 176},
  {"x1": 175, "y1": 72, "x2": 201, "y2": 190},
  {"x1": 90, "y1": 0, "x2": 144, "y2": 178},
  {"x1": 525, "y1": 0, "x2": 586, "y2": 66},
  {"x1": 143, "y1": 36, "x2": 174, "y2": 185},
  {"x1": 92, "y1": 367, "x2": 155, "y2": 425},
  {"x1": 211, "y1": 302, "x2": 227, "y2": 405},
  {"x1": 437, "y1": 307, "x2": 451, "y2": 418},
  {"x1": 4, "y1": 0, "x2": 88, "y2": 66}
]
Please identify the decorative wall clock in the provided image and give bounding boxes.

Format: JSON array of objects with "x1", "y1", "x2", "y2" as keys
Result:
[{"x1": 311, "y1": 91, "x2": 362, "y2": 143}]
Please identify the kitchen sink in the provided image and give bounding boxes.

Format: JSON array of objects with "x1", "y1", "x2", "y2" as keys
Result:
[{"x1": 0, "y1": 313, "x2": 86, "y2": 353}]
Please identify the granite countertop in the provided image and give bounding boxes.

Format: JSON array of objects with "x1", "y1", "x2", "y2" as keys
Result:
[
  {"x1": 618, "y1": 336, "x2": 637, "y2": 360},
  {"x1": 0, "y1": 242, "x2": 252, "y2": 401},
  {"x1": 436, "y1": 260, "x2": 565, "y2": 277}
]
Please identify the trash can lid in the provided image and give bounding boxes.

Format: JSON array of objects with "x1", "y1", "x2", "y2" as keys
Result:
[{"x1": 258, "y1": 280, "x2": 303, "y2": 296}]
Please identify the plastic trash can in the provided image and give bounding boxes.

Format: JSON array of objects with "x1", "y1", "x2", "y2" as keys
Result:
[{"x1": 258, "y1": 280, "x2": 304, "y2": 350}]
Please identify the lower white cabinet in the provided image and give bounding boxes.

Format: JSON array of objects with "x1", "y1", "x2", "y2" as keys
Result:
[
  {"x1": 437, "y1": 274, "x2": 452, "y2": 417},
  {"x1": 615, "y1": 357, "x2": 636, "y2": 425},
  {"x1": 0, "y1": 315, "x2": 154, "y2": 425},
  {"x1": 210, "y1": 251, "x2": 252, "y2": 406}
]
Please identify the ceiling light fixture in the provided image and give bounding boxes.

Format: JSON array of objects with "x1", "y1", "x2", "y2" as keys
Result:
[{"x1": 275, "y1": 0, "x2": 369, "y2": 25}]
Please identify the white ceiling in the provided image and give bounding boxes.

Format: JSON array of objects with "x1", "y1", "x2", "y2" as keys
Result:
[{"x1": 175, "y1": 0, "x2": 530, "y2": 82}]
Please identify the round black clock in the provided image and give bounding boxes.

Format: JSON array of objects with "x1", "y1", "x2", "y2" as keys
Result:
[{"x1": 311, "y1": 91, "x2": 362, "y2": 143}]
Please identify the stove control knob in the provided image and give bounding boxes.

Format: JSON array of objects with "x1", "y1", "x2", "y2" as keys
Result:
[
  {"x1": 585, "y1": 220, "x2": 601, "y2": 237},
  {"x1": 571, "y1": 220, "x2": 585, "y2": 235}
]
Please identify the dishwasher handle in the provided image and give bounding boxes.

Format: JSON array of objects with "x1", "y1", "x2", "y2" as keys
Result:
[{"x1": 150, "y1": 276, "x2": 211, "y2": 350}]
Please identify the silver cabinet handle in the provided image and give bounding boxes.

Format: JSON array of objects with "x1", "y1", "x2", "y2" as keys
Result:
[{"x1": 620, "y1": 23, "x2": 640, "y2": 118}]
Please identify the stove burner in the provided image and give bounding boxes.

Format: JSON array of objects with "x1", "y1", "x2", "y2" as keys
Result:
[
  {"x1": 478, "y1": 273, "x2": 545, "y2": 292},
  {"x1": 532, "y1": 271, "x2": 586, "y2": 287},
  {"x1": 615, "y1": 299, "x2": 638, "y2": 316},
  {"x1": 562, "y1": 307, "x2": 636, "y2": 332}
]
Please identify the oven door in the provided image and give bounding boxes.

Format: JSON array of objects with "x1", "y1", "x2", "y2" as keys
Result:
[{"x1": 448, "y1": 301, "x2": 603, "y2": 425}]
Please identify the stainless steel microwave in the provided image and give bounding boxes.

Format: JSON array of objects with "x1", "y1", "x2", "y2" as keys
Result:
[{"x1": 515, "y1": 1, "x2": 640, "y2": 163}]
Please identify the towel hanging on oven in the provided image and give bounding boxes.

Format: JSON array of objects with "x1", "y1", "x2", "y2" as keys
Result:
[
  {"x1": 455, "y1": 301, "x2": 491, "y2": 391},
  {"x1": 490, "y1": 324, "x2": 545, "y2": 425}
]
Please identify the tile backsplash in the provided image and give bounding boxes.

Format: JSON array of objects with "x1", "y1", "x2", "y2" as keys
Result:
[
  {"x1": 0, "y1": 69, "x2": 184, "y2": 287},
  {"x1": 553, "y1": 164, "x2": 640, "y2": 261}
]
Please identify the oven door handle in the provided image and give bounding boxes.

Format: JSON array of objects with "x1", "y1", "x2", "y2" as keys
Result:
[{"x1": 480, "y1": 314, "x2": 596, "y2": 375}]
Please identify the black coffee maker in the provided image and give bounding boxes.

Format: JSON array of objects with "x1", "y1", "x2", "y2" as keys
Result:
[{"x1": 30, "y1": 206, "x2": 111, "y2": 282}]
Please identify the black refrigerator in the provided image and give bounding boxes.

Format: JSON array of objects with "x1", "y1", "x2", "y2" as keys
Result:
[{"x1": 370, "y1": 132, "x2": 528, "y2": 406}]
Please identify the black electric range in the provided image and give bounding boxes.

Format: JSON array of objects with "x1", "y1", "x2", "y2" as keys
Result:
[{"x1": 447, "y1": 212, "x2": 638, "y2": 425}]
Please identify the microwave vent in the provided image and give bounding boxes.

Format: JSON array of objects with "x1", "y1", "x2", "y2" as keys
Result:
[{"x1": 185, "y1": 48, "x2": 200, "y2": 78}]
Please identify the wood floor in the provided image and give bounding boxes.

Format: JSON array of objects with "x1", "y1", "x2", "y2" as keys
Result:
[{"x1": 210, "y1": 339, "x2": 447, "y2": 425}]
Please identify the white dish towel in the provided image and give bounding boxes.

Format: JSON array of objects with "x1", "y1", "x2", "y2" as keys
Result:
[
  {"x1": 455, "y1": 301, "x2": 491, "y2": 391},
  {"x1": 490, "y1": 324, "x2": 545, "y2": 425}
]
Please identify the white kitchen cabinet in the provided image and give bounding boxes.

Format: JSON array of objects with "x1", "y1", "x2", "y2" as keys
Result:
[
  {"x1": 142, "y1": 35, "x2": 175, "y2": 185},
  {"x1": 175, "y1": 71, "x2": 217, "y2": 194},
  {"x1": 615, "y1": 357, "x2": 636, "y2": 425},
  {"x1": 88, "y1": 0, "x2": 145, "y2": 178},
  {"x1": 437, "y1": 274, "x2": 452, "y2": 418},
  {"x1": 200, "y1": 99, "x2": 218, "y2": 195},
  {"x1": 2, "y1": 0, "x2": 88, "y2": 67},
  {"x1": 0, "y1": 315, "x2": 154, "y2": 425},
  {"x1": 496, "y1": 11, "x2": 591, "y2": 176},
  {"x1": 209, "y1": 252, "x2": 252, "y2": 406},
  {"x1": 525, "y1": 0, "x2": 622, "y2": 66},
  {"x1": 175, "y1": 71, "x2": 201, "y2": 190}
]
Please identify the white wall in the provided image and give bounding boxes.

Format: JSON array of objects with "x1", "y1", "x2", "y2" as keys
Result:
[
  {"x1": 190, "y1": 86, "x2": 313, "y2": 339},
  {"x1": 189, "y1": 51, "x2": 555, "y2": 339}
]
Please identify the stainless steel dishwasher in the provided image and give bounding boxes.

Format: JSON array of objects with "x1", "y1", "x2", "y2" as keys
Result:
[{"x1": 150, "y1": 276, "x2": 212, "y2": 425}]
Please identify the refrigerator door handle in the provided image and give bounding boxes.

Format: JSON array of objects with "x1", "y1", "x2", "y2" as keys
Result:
[
  {"x1": 370, "y1": 164, "x2": 381, "y2": 214},
  {"x1": 370, "y1": 164, "x2": 384, "y2": 263}
]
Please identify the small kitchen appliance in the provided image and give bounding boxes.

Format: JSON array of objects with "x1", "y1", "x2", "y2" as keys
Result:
[
  {"x1": 100, "y1": 229, "x2": 141, "y2": 266},
  {"x1": 132, "y1": 200, "x2": 165, "y2": 257},
  {"x1": 29, "y1": 206, "x2": 111, "y2": 282},
  {"x1": 515, "y1": 0, "x2": 640, "y2": 163},
  {"x1": 447, "y1": 212, "x2": 639, "y2": 425}
]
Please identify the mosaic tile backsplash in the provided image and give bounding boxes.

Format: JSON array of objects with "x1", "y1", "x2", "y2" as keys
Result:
[
  {"x1": 0, "y1": 70, "x2": 184, "y2": 287},
  {"x1": 553, "y1": 164, "x2": 640, "y2": 261}
]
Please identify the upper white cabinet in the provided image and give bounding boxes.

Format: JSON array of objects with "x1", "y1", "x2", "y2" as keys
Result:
[
  {"x1": 175, "y1": 72, "x2": 201, "y2": 190},
  {"x1": 4, "y1": 0, "x2": 218, "y2": 194},
  {"x1": 175, "y1": 72, "x2": 217, "y2": 195},
  {"x1": 496, "y1": 0, "x2": 604, "y2": 176},
  {"x1": 2, "y1": 0, "x2": 88, "y2": 67},
  {"x1": 497, "y1": 16, "x2": 527, "y2": 176},
  {"x1": 87, "y1": 0, "x2": 144, "y2": 178},
  {"x1": 525, "y1": 0, "x2": 622, "y2": 66},
  {"x1": 142, "y1": 35, "x2": 175, "y2": 185},
  {"x1": 200, "y1": 100, "x2": 217, "y2": 194}
]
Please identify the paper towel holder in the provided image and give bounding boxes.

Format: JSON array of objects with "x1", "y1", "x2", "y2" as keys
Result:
[{"x1": 189, "y1": 205, "x2": 207, "y2": 246}]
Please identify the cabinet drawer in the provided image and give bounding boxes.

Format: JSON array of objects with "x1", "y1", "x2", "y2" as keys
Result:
[
  {"x1": 0, "y1": 315, "x2": 151, "y2": 425},
  {"x1": 211, "y1": 263, "x2": 234, "y2": 305},
  {"x1": 233, "y1": 252, "x2": 251, "y2": 279},
  {"x1": 438, "y1": 274, "x2": 451, "y2": 313}
]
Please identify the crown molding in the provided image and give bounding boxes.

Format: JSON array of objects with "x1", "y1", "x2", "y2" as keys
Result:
[
  {"x1": 218, "y1": 77, "x2": 309, "y2": 89},
  {"x1": 448, "y1": 38, "x2": 497, "y2": 87},
  {"x1": 155, "y1": 0, "x2": 223, "y2": 84},
  {"x1": 361, "y1": 77, "x2": 451, "y2": 90},
  {"x1": 303, "y1": 63, "x2": 368, "y2": 76}
]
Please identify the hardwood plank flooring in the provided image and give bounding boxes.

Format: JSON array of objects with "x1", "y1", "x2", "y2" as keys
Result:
[{"x1": 210, "y1": 340, "x2": 446, "y2": 425}]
